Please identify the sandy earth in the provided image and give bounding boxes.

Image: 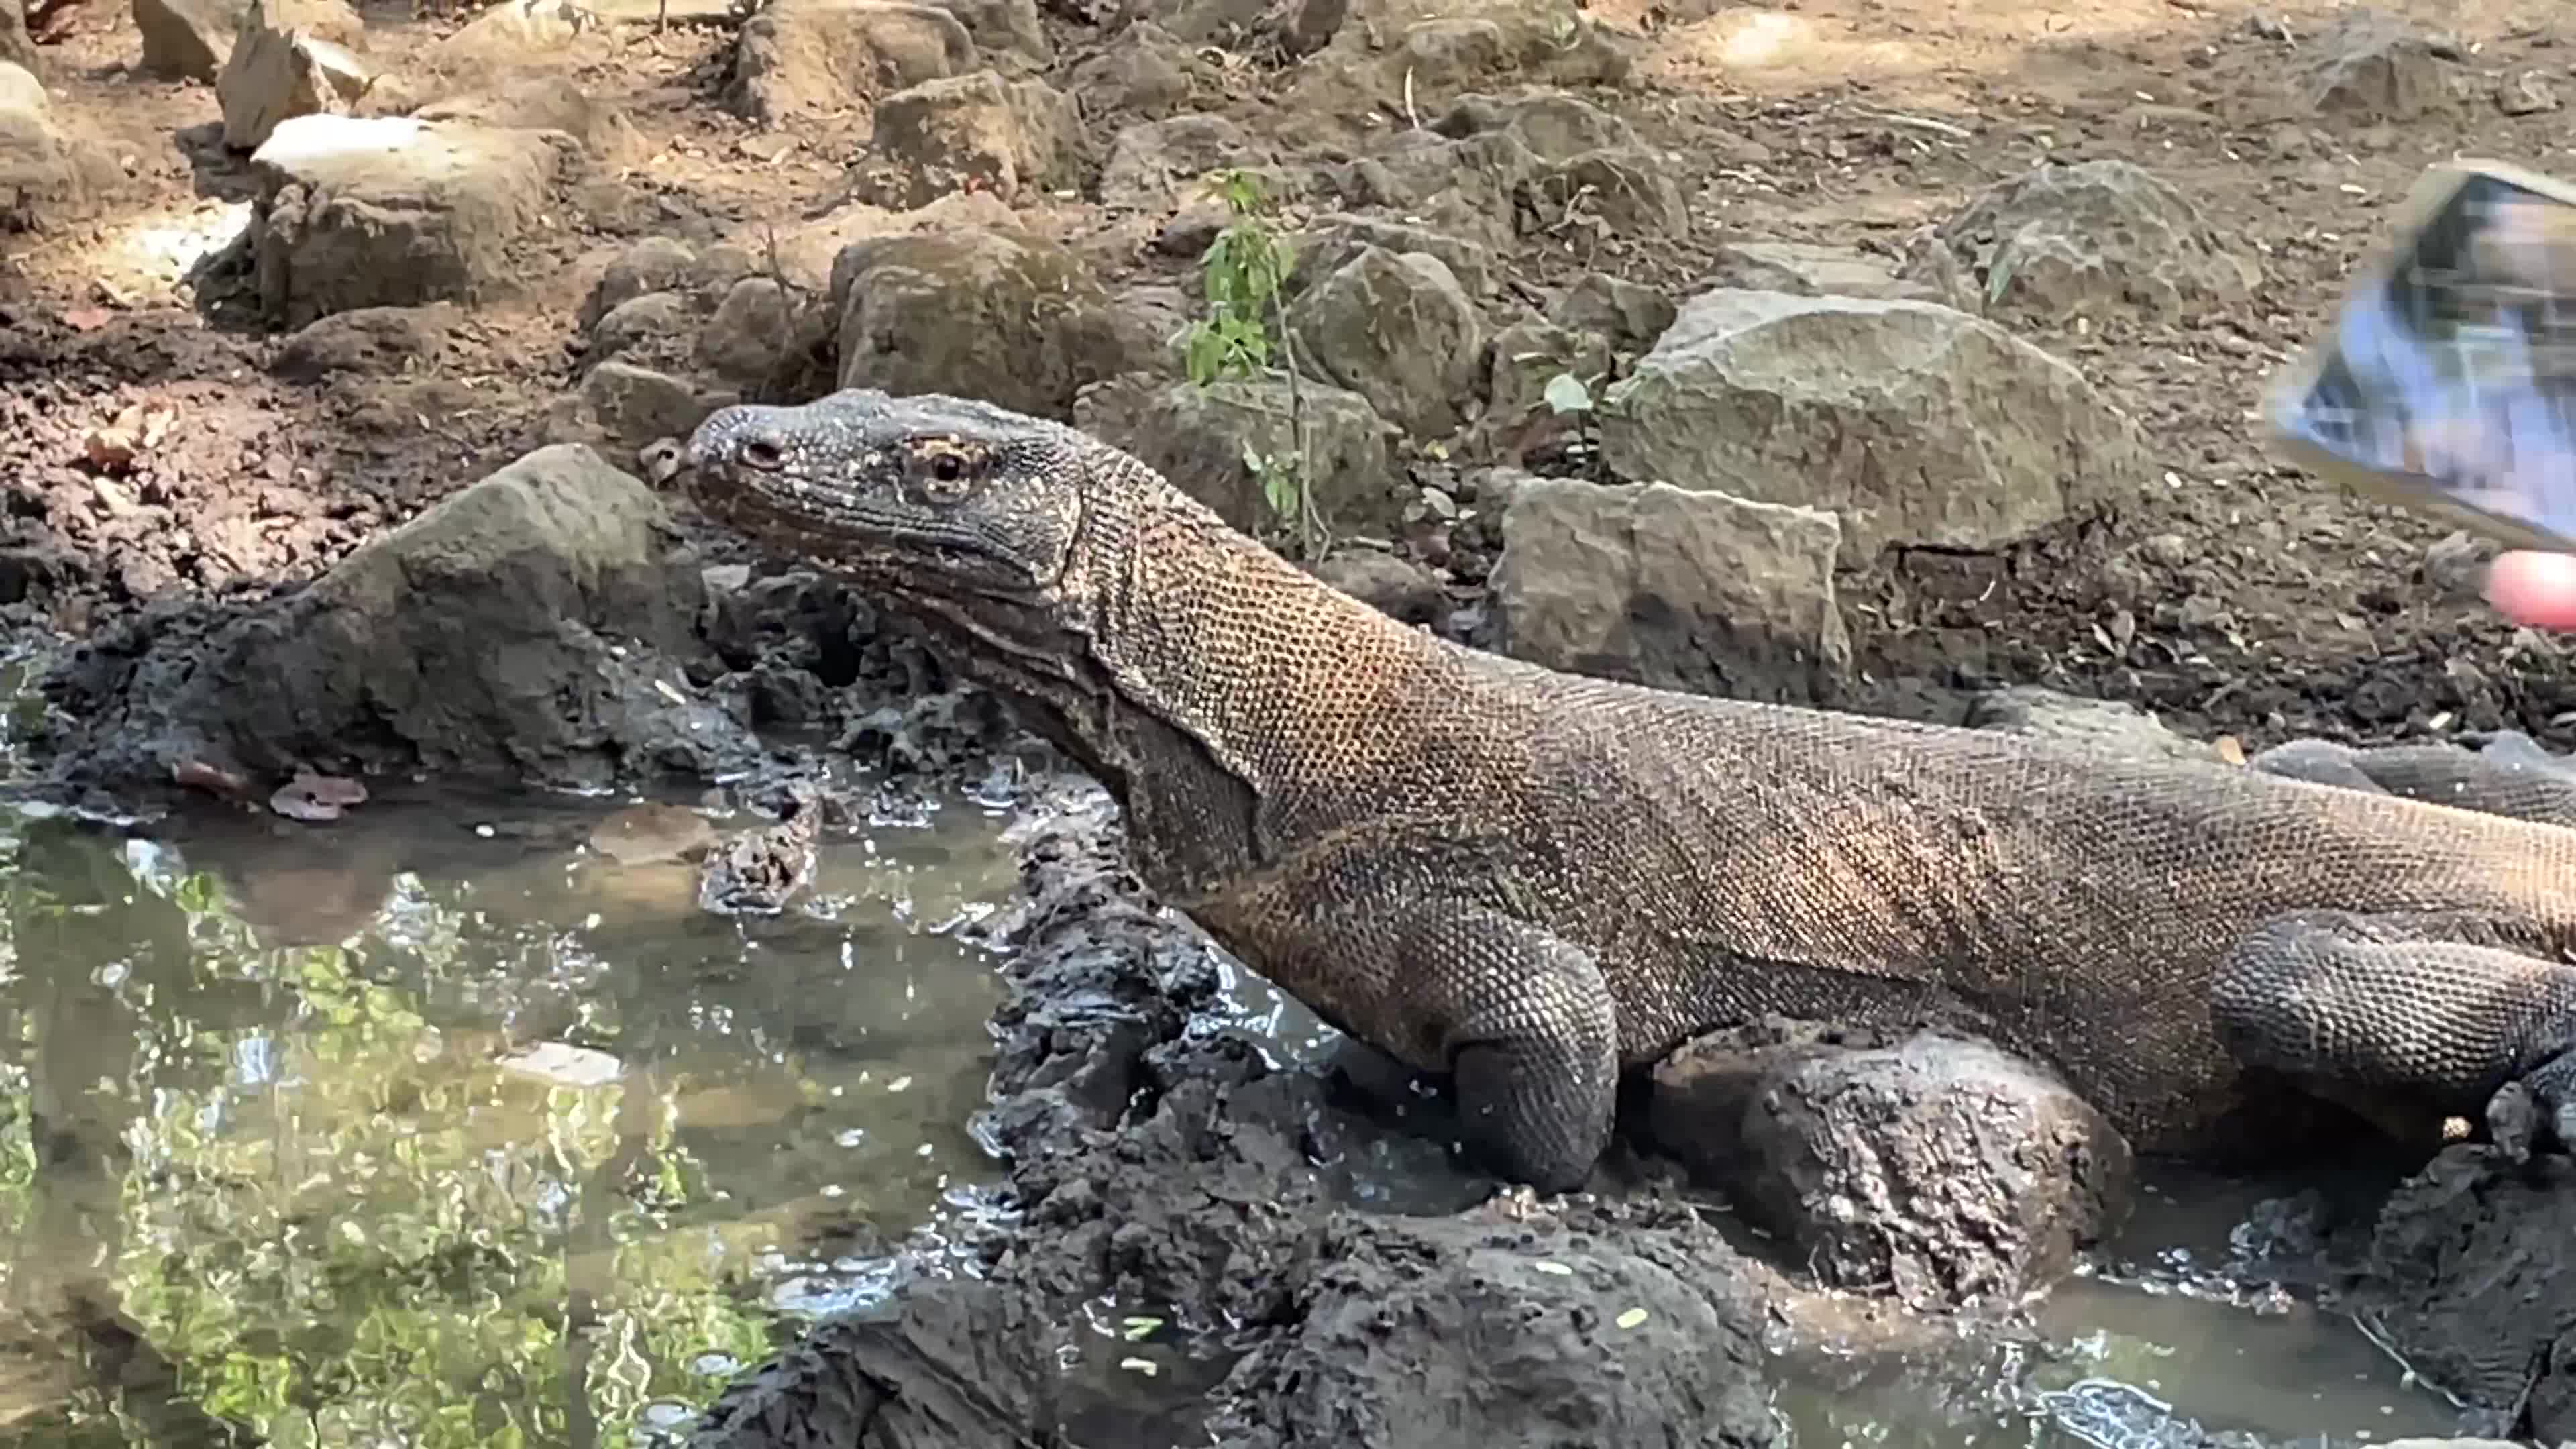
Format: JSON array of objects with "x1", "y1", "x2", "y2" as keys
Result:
[{"x1": 1, "y1": 0, "x2": 2573, "y2": 752}]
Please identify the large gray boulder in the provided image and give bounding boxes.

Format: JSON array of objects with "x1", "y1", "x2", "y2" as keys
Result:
[
  {"x1": 1074, "y1": 372, "x2": 1402, "y2": 537},
  {"x1": 1599, "y1": 290, "x2": 2151, "y2": 556},
  {"x1": 1646, "y1": 1022, "x2": 2133, "y2": 1311},
  {"x1": 1907, "y1": 159, "x2": 2259, "y2": 324},
  {"x1": 1291, "y1": 245, "x2": 1485, "y2": 439},
  {"x1": 1485, "y1": 476, "x2": 1849, "y2": 706},
  {"x1": 830, "y1": 224, "x2": 1145, "y2": 419},
  {"x1": 238, "y1": 114, "x2": 574, "y2": 327},
  {"x1": 38, "y1": 445, "x2": 755, "y2": 795}
]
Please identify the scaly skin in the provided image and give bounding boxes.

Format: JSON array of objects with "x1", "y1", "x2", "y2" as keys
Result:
[{"x1": 680, "y1": 388, "x2": 2576, "y2": 1193}]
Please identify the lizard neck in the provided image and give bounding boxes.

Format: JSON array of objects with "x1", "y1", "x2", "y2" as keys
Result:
[{"x1": 907, "y1": 466, "x2": 1450, "y2": 904}]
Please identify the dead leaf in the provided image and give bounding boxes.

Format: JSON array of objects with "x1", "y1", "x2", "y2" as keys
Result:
[
  {"x1": 269, "y1": 770, "x2": 368, "y2": 823},
  {"x1": 2211, "y1": 735, "x2": 2245, "y2": 765},
  {"x1": 61, "y1": 306, "x2": 113, "y2": 331}
]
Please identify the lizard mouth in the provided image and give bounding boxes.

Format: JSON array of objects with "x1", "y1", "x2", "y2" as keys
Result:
[{"x1": 713, "y1": 481, "x2": 1042, "y2": 598}]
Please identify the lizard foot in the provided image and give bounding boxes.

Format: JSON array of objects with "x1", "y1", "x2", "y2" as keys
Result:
[
  {"x1": 2485, "y1": 1055, "x2": 2576, "y2": 1163},
  {"x1": 2214, "y1": 908, "x2": 2576, "y2": 1160},
  {"x1": 1369, "y1": 898, "x2": 1622, "y2": 1195}
]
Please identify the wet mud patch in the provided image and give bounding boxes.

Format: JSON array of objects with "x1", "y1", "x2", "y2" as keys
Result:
[{"x1": 688, "y1": 782, "x2": 1782, "y2": 1449}]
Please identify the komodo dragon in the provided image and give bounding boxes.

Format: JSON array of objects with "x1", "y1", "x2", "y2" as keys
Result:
[{"x1": 679, "y1": 387, "x2": 2576, "y2": 1193}]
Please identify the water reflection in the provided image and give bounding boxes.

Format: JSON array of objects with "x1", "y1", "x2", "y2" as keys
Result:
[{"x1": 0, "y1": 788, "x2": 1017, "y2": 1447}]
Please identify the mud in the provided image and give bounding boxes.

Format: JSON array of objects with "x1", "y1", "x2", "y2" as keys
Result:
[{"x1": 684, "y1": 783, "x2": 1784, "y2": 1449}]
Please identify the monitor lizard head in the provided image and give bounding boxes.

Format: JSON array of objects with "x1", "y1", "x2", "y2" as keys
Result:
[{"x1": 680, "y1": 388, "x2": 1095, "y2": 607}]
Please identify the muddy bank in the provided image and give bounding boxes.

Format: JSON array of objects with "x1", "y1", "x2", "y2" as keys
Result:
[{"x1": 688, "y1": 780, "x2": 1784, "y2": 1449}]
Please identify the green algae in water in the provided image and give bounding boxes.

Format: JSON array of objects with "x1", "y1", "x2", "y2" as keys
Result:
[{"x1": 0, "y1": 797, "x2": 1017, "y2": 1448}]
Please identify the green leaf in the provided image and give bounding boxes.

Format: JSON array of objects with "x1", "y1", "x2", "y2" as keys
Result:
[
  {"x1": 1541, "y1": 372, "x2": 1593, "y2": 415},
  {"x1": 1261, "y1": 466, "x2": 1300, "y2": 521},
  {"x1": 1615, "y1": 1307, "x2": 1648, "y2": 1330}
]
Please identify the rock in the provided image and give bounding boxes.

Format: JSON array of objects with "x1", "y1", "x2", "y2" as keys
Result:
[
  {"x1": 1291, "y1": 245, "x2": 1485, "y2": 438},
  {"x1": 726, "y1": 0, "x2": 973, "y2": 125},
  {"x1": 1481, "y1": 317, "x2": 1607, "y2": 427},
  {"x1": 38, "y1": 445, "x2": 752, "y2": 794},
  {"x1": 1599, "y1": 290, "x2": 2151, "y2": 556},
  {"x1": 1268, "y1": 0, "x2": 1342, "y2": 59},
  {"x1": 2497, "y1": 70, "x2": 2561, "y2": 117},
  {"x1": 1546, "y1": 271, "x2": 1674, "y2": 352},
  {"x1": 269, "y1": 302, "x2": 455, "y2": 380},
  {"x1": 1646, "y1": 1023, "x2": 2133, "y2": 1309},
  {"x1": 1324, "y1": 128, "x2": 1535, "y2": 251},
  {"x1": 1525, "y1": 148, "x2": 1687, "y2": 238},
  {"x1": 1311, "y1": 546, "x2": 1443, "y2": 625},
  {"x1": 1208, "y1": 1206, "x2": 1780, "y2": 1449},
  {"x1": 0, "y1": 0, "x2": 28, "y2": 68},
  {"x1": 2301, "y1": 9, "x2": 2454, "y2": 122},
  {"x1": 2342, "y1": 1146, "x2": 2576, "y2": 1438},
  {"x1": 215, "y1": 0, "x2": 371, "y2": 150},
  {"x1": 1073, "y1": 371, "x2": 1401, "y2": 536},
  {"x1": 1292, "y1": 212, "x2": 1494, "y2": 298},
  {"x1": 1432, "y1": 87, "x2": 1637, "y2": 160},
  {"x1": 1152, "y1": 196, "x2": 1228, "y2": 256},
  {"x1": 0, "y1": 62, "x2": 91, "y2": 228},
  {"x1": 858, "y1": 70, "x2": 1078, "y2": 206},
  {"x1": 588, "y1": 289, "x2": 690, "y2": 362},
  {"x1": 241, "y1": 115, "x2": 574, "y2": 327},
  {"x1": 924, "y1": 0, "x2": 1043, "y2": 66},
  {"x1": 1703, "y1": 239, "x2": 1929, "y2": 302},
  {"x1": 696, "y1": 275, "x2": 796, "y2": 384},
  {"x1": 1485, "y1": 476, "x2": 1849, "y2": 704},
  {"x1": 135, "y1": 0, "x2": 252, "y2": 81},
  {"x1": 1329, "y1": 0, "x2": 1629, "y2": 94},
  {"x1": 581, "y1": 235, "x2": 697, "y2": 330},
  {"x1": 1061, "y1": 21, "x2": 1202, "y2": 119},
  {"x1": 832, "y1": 224, "x2": 1131, "y2": 419},
  {"x1": 1964, "y1": 685, "x2": 2226, "y2": 765},
  {"x1": 428, "y1": 0, "x2": 590, "y2": 66},
  {"x1": 1099, "y1": 112, "x2": 1267, "y2": 211},
  {"x1": 1909, "y1": 160, "x2": 2258, "y2": 324},
  {"x1": 582, "y1": 359, "x2": 722, "y2": 445},
  {"x1": 408, "y1": 76, "x2": 640, "y2": 166}
]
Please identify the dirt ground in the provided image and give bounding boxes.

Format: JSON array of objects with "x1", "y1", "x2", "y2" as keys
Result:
[{"x1": 4, "y1": 0, "x2": 2575, "y2": 742}]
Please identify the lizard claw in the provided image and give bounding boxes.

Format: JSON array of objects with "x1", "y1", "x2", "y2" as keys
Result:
[
  {"x1": 2485, "y1": 1078, "x2": 2540, "y2": 1163},
  {"x1": 2486, "y1": 1053, "x2": 2576, "y2": 1163}
]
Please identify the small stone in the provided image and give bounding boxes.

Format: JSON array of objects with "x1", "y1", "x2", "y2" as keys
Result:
[
  {"x1": 1311, "y1": 547, "x2": 1444, "y2": 625},
  {"x1": 2498, "y1": 70, "x2": 2561, "y2": 116}
]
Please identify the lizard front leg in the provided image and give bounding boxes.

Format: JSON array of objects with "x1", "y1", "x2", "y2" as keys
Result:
[
  {"x1": 2211, "y1": 909, "x2": 2576, "y2": 1159},
  {"x1": 1299, "y1": 896, "x2": 1623, "y2": 1195}
]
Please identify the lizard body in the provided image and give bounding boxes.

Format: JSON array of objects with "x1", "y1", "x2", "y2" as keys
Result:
[{"x1": 682, "y1": 388, "x2": 2576, "y2": 1191}]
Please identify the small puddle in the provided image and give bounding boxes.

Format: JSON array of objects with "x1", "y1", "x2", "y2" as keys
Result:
[
  {"x1": 1768, "y1": 1167, "x2": 2461, "y2": 1448},
  {"x1": 0, "y1": 777, "x2": 1020, "y2": 1446}
]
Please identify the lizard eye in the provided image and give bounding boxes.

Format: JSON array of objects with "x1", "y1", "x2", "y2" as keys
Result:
[
  {"x1": 741, "y1": 439, "x2": 784, "y2": 471},
  {"x1": 928, "y1": 451, "x2": 966, "y2": 483}
]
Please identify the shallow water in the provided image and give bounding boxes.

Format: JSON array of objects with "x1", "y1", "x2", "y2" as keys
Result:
[
  {"x1": 0, "y1": 782, "x2": 1017, "y2": 1448},
  {"x1": 0, "y1": 770, "x2": 2473, "y2": 1448}
]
